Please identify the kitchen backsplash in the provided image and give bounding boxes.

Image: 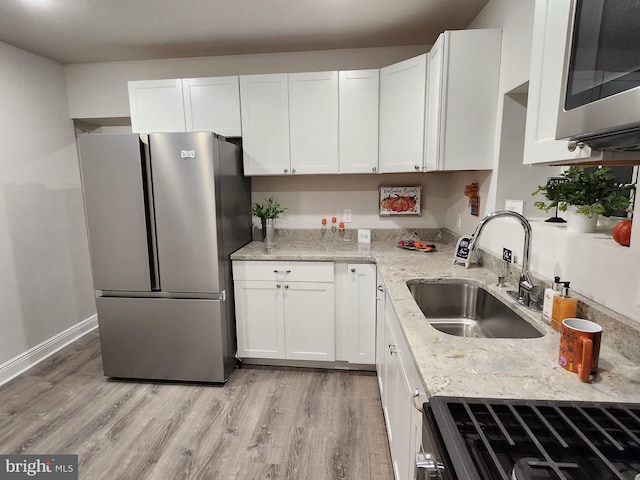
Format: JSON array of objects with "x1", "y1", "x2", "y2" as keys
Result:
[{"x1": 252, "y1": 226, "x2": 458, "y2": 245}]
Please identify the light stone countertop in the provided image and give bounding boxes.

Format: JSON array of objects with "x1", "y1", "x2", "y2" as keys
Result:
[{"x1": 231, "y1": 239, "x2": 640, "y2": 402}]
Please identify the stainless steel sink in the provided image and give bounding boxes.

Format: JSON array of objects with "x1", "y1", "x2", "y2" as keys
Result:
[{"x1": 407, "y1": 280, "x2": 544, "y2": 339}]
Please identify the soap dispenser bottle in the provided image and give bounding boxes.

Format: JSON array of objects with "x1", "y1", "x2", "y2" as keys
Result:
[
  {"x1": 551, "y1": 281, "x2": 578, "y2": 331},
  {"x1": 542, "y1": 276, "x2": 561, "y2": 324}
]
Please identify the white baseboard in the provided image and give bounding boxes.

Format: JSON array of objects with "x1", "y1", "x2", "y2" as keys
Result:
[{"x1": 0, "y1": 314, "x2": 98, "y2": 387}]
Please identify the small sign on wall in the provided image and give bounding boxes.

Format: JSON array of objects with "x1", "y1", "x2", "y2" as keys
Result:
[{"x1": 379, "y1": 185, "x2": 422, "y2": 216}]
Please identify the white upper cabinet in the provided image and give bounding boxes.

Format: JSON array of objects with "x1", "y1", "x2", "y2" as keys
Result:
[
  {"x1": 128, "y1": 77, "x2": 242, "y2": 136},
  {"x1": 379, "y1": 54, "x2": 427, "y2": 173},
  {"x1": 339, "y1": 70, "x2": 380, "y2": 174},
  {"x1": 523, "y1": 0, "x2": 632, "y2": 165},
  {"x1": 239, "y1": 74, "x2": 291, "y2": 175},
  {"x1": 523, "y1": 0, "x2": 600, "y2": 165},
  {"x1": 128, "y1": 79, "x2": 186, "y2": 133},
  {"x1": 288, "y1": 71, "x2": 339, "y2": 174},
  {"x1": 182, "y1": 76, "x2": 241, "y2": 137},
  {"x1": 424, "y1": 29, "x2": 501, "y2": 171}
]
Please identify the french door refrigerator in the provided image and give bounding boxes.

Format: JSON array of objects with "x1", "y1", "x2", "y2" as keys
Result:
[{"x1": 77, "y1": 132, "x2": 251, "y2": 383}]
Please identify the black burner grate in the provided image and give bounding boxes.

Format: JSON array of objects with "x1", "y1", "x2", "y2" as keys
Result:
[{"x1": 430, "y1": 397, "x2": 640, "y2": 480}]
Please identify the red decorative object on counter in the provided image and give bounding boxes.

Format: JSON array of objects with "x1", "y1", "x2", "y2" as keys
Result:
[{"x1": 612, "y1": 219, "x2": 632, "y2": 246}]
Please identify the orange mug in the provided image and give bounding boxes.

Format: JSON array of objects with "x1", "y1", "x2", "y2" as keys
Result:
[{"x1": 558, "y1": 318, "x2": 602, "y2": 382}]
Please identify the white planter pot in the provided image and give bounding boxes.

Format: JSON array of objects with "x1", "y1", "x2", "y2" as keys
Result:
[{"x1": 566, "y1": 208, "x2": 598, "y2": 233}]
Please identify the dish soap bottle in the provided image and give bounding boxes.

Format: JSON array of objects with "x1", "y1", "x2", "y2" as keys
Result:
[
  {"x1": 542, "y1": 276, "x2": 562, "y2": 324},
  {"x1": 551, "y1": 281, "x2": 578, "y2": 331}
]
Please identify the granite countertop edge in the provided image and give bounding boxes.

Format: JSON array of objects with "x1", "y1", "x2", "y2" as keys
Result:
[{"x1": 231, "y1": 240, "x2": 640, "y2": 403}]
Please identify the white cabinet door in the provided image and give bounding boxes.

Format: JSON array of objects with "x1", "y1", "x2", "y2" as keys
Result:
[
  {"x1": 382, "y1": 289, "x2": 425, "y2": 480},
  {"x1": 339, "y1": 70, "x2": 380, "y2": 174},
  {"x1": 400, "y1": 337, "x2": 425, "y2": 480},
  {"x1": 345, "y1": 263, "x2": 377, "y2": 364},
  {"x1": 288, "y1": 71, "x2": 339, "y2": 174},
  {"x1": 234, "y1": 280, "x2": 286, "y2": 359},
  {"x1": 375, "y1": 275, "x2": 387, "y2": 397},
  {"x1": 424, "y1": 35, "x2": 445, "y2": 173},
  {"x1": 384, "y1": 303, "x2": 412, "y2": 480},
  {"x1": 128, "y1": 79, "x2": 186, "y2": 133},
  {"x1": 424, "y1": 29, "x2": 501, "y2": 171},
  {"x1": 183, "y1": 76, "x2": 241, "y2": 136},
  {"x1": 335, "y1": 263, "x2": 377, "y2": 364},
  {"x1": 239, "y1": 74, "x2": 291, "y2": 175},
  {"x1": 284, "y1": 281, "x2": 335, "y2": 361},
  {"x1": 379, "y1": 54, "x2": 427, "y2": 173}
]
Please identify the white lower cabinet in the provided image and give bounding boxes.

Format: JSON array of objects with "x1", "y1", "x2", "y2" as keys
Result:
[
  {"x1": 335, "y1": 263, "x2": 377, "y2": 365},
  {"x1": 379, "y1": 289, "x2": 425, "y2": 480},
  {"x1": 233, "y1": 261, "x2": 335, "y2": 361},
  {"x1": 283, "y1": 281, "x2": 335, "y2": 361},
  {"x1": 376, "y1": 275, "x2": 387, "y2": 396},
  {"x1": 234, "y1": 280, "x2": 285, "y2": 359}
]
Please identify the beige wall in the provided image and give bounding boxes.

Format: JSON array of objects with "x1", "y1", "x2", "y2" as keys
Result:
[{"x1": 0, "y1": 41, "x2": 96, "y2": 366}]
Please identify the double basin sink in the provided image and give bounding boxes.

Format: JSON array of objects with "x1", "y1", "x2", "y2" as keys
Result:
[{"x1": 407, "y1": 279, "x2": 544, "y2": 339}]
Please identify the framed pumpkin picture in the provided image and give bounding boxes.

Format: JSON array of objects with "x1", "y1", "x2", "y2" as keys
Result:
[{"x1": 379, "y1": 185, "x2": 422, "y2": 216}]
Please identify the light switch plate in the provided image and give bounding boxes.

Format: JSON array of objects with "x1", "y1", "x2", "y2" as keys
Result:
[
  {"x1": 343, "y1": 209, "x2": 352, "y2": 223},
  {"x1": 358, "y1": 229, "x2": 371, "y2": 244}
]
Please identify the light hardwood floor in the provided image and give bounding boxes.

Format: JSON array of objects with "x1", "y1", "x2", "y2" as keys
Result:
[{"x1": 0, "y1": 330, "x2": 393, "y2": 479}]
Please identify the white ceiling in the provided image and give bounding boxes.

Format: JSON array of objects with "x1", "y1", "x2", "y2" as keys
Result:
[{"x1": 0, "y1": 0, "x2": 489, "y2": 64}]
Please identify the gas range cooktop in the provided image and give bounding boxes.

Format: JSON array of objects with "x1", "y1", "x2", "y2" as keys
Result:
[{"x1": 429, "y1": 397, "x2": 640, "y2": 480}]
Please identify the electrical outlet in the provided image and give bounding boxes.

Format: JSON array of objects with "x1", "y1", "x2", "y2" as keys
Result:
[
  {"x1": 502, "y1": 248, "x2": 512, "y2": 263},
  {"x1": 358, "y1": 229, "x2": 371, "y2": 244},
  {"x1": 343, "y1": 209, "x2": 352, "y2": 223}
]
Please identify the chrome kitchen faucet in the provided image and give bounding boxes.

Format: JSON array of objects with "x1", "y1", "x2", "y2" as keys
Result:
[{"x1": 467, "y1": 210, "x2": 541, "y2": 311}]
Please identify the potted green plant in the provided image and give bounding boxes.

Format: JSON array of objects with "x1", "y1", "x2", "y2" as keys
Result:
[
  {"x1": 532, "y1": 167, "x2": 635, "y2": 232},
  {"x1": 251, "y1": 196, "x2": 287, "y2": 244}
]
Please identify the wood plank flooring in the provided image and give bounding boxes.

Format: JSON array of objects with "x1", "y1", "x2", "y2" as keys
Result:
[{"x1": 0, "y1": 330, "x2": 393, "y2": 479}]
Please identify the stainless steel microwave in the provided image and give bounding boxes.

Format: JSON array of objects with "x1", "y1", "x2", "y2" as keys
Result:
[{"x1": 556, "y1": 0, "x2": 640, "y2": 151}]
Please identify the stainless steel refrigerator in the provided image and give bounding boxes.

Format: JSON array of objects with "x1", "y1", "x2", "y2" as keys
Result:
[{"x1": 77, "y1": 132, "x2": 251, "y2": 383}]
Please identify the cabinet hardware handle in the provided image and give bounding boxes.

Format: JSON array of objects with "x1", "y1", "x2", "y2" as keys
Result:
[
  {"x1": 351, "y1": 268, "x2": 356, "y2": 273},
  {"x1": 276, "y1": 284, "x2": 281, "y2": 288},
  {"x1": 377, "y1": 285, "x2": 384, "y2": 292},
  {"x1": 284, "y1": 168, "x2": 289, "y2": 173},
  {"x1": 372, "y1": 166, "x2": 377, "y2": 172},
  {"x1": 274, "y1": 270, "x2": 291, "y2": 274},
  {"x1": 567, "y1": 141, "x2": 585, "y2": 152},
  {"x1": 414, "y1": 165, "x2": 421, "y2": 170},
  {"x1": 284, "y1": 284, "x2": 289, "y2": 289},
  {"x1": 411, "y1": 389, "x2": 422, "y2": 412},
  {"x1": 292, "y1": 168, "x2": 296, "y2": 174},
  {"x1": 388, "y1": 343, "x2": 397, "y2": 355}
]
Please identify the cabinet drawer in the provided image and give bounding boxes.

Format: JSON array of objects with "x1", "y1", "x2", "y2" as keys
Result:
[{"x1": 233, "y1": 261, "x2": 334, "y2": 282}]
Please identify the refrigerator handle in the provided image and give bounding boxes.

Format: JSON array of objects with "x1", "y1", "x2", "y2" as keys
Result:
[{"x1": 140, "y1": 137, "x2": 161, "y2": 291}]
